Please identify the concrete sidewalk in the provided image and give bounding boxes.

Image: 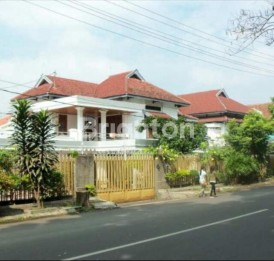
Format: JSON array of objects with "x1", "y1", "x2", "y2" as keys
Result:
[
  {"x1": 1, "y1": 177, "x2": 273, "y2": 224},
  {"x1": 0, "y1": 197, "x2": 118, "y2": 224},
  {"x1": 157, "y1": 177, "x2": 274, "y2": 200},
  {"x1": 119, "y1": 177, "x2": 274, "y2": 208}
]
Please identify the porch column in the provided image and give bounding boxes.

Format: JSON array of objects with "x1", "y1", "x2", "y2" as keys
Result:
[
  {"x1": 51, "y1": 112, "x2": 59, "y2": 134},
  {"x1": 99, "y1": 110, "x2": 108, "y2": 141},
  {"x1": 122, "y1": 113, "x2": 130, "y2": 138},
  {"x1": 94, "y1": 111, "x2": 99, "y2": 140},
  {"x1": 76, "y1": 107, "x2": 85, "y2": 141}
]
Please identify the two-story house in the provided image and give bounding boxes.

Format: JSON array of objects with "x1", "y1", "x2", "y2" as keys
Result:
[{"x1": 0, "y1": 69, "x2": 189, "y2": 151}]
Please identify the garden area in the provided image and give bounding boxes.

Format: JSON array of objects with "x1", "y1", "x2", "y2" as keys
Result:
[
  {"x1": 139, "y1": 100, "x2": 274, "y2": 188},
  {"x1": 0, "y1": 100, "x2": 68, "y2": 208}
]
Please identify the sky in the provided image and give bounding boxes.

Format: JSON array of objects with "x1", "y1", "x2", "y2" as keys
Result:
[{"x1": 0, "y1": 0, "x2": 274, "y2": 116}]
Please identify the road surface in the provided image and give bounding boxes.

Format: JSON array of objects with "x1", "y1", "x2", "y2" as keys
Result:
[{"x1": 0, "y1": 186, "x2": 274, "y2": 260}]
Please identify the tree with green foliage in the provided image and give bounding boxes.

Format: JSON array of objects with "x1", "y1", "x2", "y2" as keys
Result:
[
  {"x1": 226, "y1": 111, "x2": 274, "y2": 164},
  {"x1": 10, "y1": 100, "x2": 34, "y2": 178},
  {"x1": 0, "y1": 149, "x2": 23, "y2": 200},
  {"x1": 137, "y1": 116, "x2": 207, "y2": 154},
  {"x1": 144, "y1": 144, "x2": 180, "y2": 173},
  {"x1": 224, "y1": 111, "x2": 274, "y2": 181},
  {"x1": 0, "y1": 150, "x2": 15, "y2": 173},
  {"x1": 10, "y1": 100, "x2": 58, "y2": 208},
  {"x1": 224, "y1": 149, "x2": 260, "y2": 184}
]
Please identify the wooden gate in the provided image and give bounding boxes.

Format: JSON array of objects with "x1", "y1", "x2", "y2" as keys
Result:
[
  {"x1": 56, "y1": 154, "x2": 75, "y2": 196},
  {"x1": 94, "y1": 153, "x2": 155, "y2": 203}
]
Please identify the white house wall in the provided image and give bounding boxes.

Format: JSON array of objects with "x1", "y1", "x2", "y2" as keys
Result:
[
  {"x1": 205, "y1": 123, "x2": 227, "y2": 146},
  {"x1": 68, "y1": 115, "x2": 77, "y2": 130},
  {"x1": 115, "y1": 97, "x2": 178, "y2": 119},
  {"x1": 162, "y1": 102, "x2": 179, "y2": 119}
]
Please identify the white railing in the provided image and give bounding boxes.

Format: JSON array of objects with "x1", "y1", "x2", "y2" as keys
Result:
[
  {"x1": 56, "y1": 129, "x2": 131, "y2": 142},
  {"x1": 0, "y1": 131, "x2": 13, "y2": 139}
]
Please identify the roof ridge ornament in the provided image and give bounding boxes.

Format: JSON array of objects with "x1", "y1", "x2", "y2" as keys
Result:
[
  {"x1": 34, "y1": 74, "x2": 53, "y2": 88},
  {"x1": 127, "y1": 69, "x2": 145, "y2": 81}
]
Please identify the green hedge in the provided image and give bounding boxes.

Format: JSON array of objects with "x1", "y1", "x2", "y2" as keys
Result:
[{"x1": 165, "y1": 169, "x2": 199, "y2": 187}]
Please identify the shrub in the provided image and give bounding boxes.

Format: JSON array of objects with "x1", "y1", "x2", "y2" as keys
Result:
[
  {"x1": 189, "y1": 169, "x2": 200, "y2": 184},
  {"x1": 165, "y1": 169, "x2": 196, "y2": 187},
  {"x1": 44, "y1": 171, "x2": 66, "y2": 199},
  {"x1": 224, "y1": 151, "x2": 260, "y2": 184},
  {"x1": 215, "y1": 171, "x2": 229, "y2": 185},
  {"x1": 0, "y1": 150, "x2": 15, "y2": 173},
  {"x1": 85, "y1": 184, "x2": 97, "y2": 197},
  {"x1": 68, "y1": 150, "x2": 80, "y2": 158},
  {"x1": 0, "y1": 171, "x2": 21, "y2": 192}
]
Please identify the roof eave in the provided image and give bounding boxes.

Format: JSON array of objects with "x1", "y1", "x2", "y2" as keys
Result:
[{"x1": 104, "y1": 94, "x2": 189, "y2": 107}]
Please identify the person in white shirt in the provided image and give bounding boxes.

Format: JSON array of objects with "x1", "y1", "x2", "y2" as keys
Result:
[{"x1": 199, "y1": 166, "x2": 207, "y2": 197}]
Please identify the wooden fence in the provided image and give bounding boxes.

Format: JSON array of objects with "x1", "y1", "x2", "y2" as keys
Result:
[
  {"x1": 175, "y1": 154, "x2": 201, "y2": 171},
  {"x1": 94, "y1": 153, "x2": 155, "y2": 203},
  {"x1": 0, "y1": 189, "x2": 34, "y2": 204},
  {"x1": 56, "y1": 154, "x2": 75, "y2": 196},
  {"x1": 166, "y1": 154, "x2": 201, "y2": 188},
  {"x1": 0, "y1": 153, "x2": 75, "y2": 204}
]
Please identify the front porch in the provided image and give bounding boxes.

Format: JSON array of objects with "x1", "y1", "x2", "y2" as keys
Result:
[{"x1": 31, "y1": 95, "x2": 156, "y2": 151}]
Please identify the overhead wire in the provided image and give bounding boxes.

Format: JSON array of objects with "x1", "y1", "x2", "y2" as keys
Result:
[
  {"x1": 124, "y1": 0, "x2": 272, "y2": 53},
  {"x1": 68, "y1": 0, "x2": 274, "y2": 73},
  {"x1": 22, "y1": 0, "x2": 274, "y2": 78},
  {"x1": 107, "y1": 0, "x2": 274, "y2": 60},
  {"x1": 0, "y1": 80, "x2": 37, "y2": 90},
  {"x1": 0, "y1": 79, "x2": 85, "y2": 109},
  {"x1": 0, "y1": 77, "x2": 148, "y2": 118}
]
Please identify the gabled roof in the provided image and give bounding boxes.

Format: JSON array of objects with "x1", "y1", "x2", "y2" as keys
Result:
[
  {"x1": 247, "y1": 103, "x2": 272, "y2": 118},
  {"x1": 13, "y1": 70, "x2": 189, "y2": 106},
  {"x1": 0, "y1": 115, "x2": 11, "y2": 127},
  {"x1": 96, "y1": 70, "x2": 189, "y2": 106},
  {"x1": 13, "y1": 75, "x2": 98, "y2": 100},
  {"x1": 178, "y1": 89, "x2": 248, "y2": 116}
]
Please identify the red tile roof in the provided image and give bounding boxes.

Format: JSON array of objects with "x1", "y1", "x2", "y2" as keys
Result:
[
  {"x1": 178, "y1": 89, "x2": 248, "y2": 116},
  {"x1": 0, "y1": 115, "x2": 11, "y2": 127},
  {"x1": 13, "y1": 76, "x2": 98, "y2": 100},
  {"x1": 95, "y1": 72, "x2": 131, "y2": 98},
  {"x1": 13, "y1": 71, "x2": 189, "y2": 106},
  {"x1": 247, "y1": 103, "x2": 272, "y2": 118},
  {"x1": 96, "y1": 71, "x2": 189, "y2": 105}
]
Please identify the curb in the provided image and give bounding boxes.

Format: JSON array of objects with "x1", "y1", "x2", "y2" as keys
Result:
[
  {"x1": 0, "y1": 199, "x2": 118, "y2": 225},
  {"x1": 0, "y1": 206, "x2": 81, "y2": 225}
]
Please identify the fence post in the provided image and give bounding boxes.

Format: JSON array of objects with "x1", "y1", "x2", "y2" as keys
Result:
[
  {"x1": 155, "y1": 158, "x2": 170, "y2": 192},
  {"x1": 74, "y1": 154, "x2": 95, "y2": 198}
]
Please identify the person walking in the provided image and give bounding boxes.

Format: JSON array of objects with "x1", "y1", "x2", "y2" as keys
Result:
[
  {"x1": 209, "y1": 166, "x2": 217, "y2": 198},
  {"x1": 199, "y1": 166, "x2": 207, "y2": 197}
]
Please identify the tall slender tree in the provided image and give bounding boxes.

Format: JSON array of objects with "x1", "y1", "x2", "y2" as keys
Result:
[
  {"x1": 10, "y1": 100, "x2": 58, "y2": 208},
  {"x1": 10, "y1": 100, "x2": 35, "y2": 177}
]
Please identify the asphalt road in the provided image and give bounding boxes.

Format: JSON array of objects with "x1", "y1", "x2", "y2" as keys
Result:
[{"x1": 0, "y1": 186, "x2": 274, "y2": 260}]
